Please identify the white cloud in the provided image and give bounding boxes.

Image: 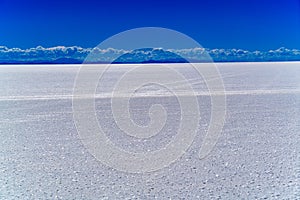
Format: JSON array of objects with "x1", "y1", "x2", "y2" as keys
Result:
[{"x1": 0, "y1": 46, "x2": 299, "y2": 63}]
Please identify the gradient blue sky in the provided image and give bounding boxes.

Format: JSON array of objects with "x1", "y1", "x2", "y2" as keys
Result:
[{"x1": 1, "y1": 0, "x2": 299, "y2": 50}]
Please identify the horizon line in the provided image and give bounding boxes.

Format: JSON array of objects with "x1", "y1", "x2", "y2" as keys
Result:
[{"x1": 0, "y1": 46, "x2": 299, "y2": 64}]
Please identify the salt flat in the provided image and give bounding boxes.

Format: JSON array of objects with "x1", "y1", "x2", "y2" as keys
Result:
[{"x1": 0, "y1": 62, "x2": 299, "y2": 199}]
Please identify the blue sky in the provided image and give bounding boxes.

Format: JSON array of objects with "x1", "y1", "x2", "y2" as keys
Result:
[{"x1": 0, "y1": 0, "x2": 299, "y2": 51}]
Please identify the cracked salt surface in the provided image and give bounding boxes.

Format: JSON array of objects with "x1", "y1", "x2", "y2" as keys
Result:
[{"x1": 0, "y1": 62, "x2": 299, "y2": 199}]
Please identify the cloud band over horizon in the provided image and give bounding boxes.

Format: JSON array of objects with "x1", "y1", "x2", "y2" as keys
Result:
[{"x1": 0, "y1": 46, "x2": 300, "y2": 64}]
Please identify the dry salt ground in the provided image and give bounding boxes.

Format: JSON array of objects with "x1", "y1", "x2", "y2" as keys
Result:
[{"x1": 0, "y1": 62, "x2": 299, "y2": 199}]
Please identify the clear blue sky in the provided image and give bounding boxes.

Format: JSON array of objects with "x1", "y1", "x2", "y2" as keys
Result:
[{"x1": 0, "y1": 0, "x2": 299, "y2": 50}]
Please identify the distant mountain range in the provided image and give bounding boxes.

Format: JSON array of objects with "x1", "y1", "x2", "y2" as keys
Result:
[
  {"x1": 0, "y1": 48, "x2": 194, "y2": 64},
  {"x1": 112, "y1": 48, "x2": 188, "y2": 63},
  {"x1": 0, "y1": 58, "x2": 82, "y2": 64},
  {"x1": 0, "y1": 46, "x2": 299, "y2": 64}
]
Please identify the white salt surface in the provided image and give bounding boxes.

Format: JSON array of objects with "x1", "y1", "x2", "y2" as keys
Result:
[{"x1": 0, "y1": 62, "x2": 299, "y2": 199}]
